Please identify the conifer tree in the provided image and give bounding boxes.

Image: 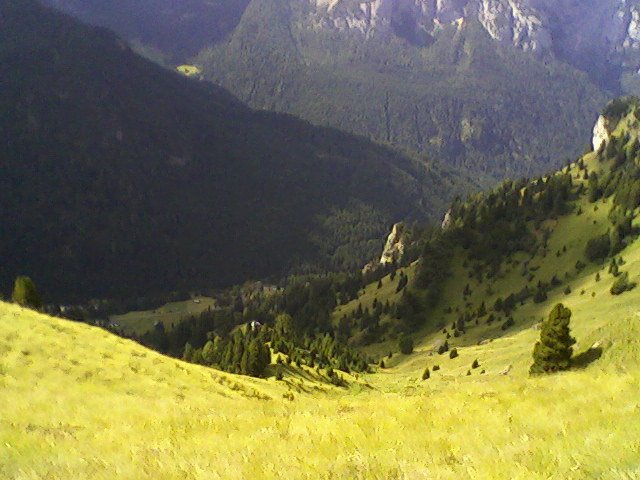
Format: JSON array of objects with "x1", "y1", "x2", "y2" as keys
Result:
[
  {"x1": 398, "y1": 334, "x2": 413, "y2": 354},
  {"x1": 240, "y1": 345, "x2": 250, "y2": 374},
  {"x1": 182, "y1": 343, "x2": 195, "y2": 362},
  {"x1": 11, "y1": 276, "x2": 41, "y2": 309},
  {"x1": 609, "y1": 258, "x2": 619, "y2": 277},
  {"x1": 477, "y1": 301, "x2": 487, "y2": 317},
  {"x1": 202, "y1": 340, "x2": 217, "y2": 365},
  {"x1": 530, "y1": 303, "x2": 576, "y2": 374},
  {"x1": 246, "y1": 338, "x2": 264, "y2": 376}
]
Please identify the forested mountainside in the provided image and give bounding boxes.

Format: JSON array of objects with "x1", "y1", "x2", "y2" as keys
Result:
[
  {"x1": 42, "y1": 0, "x2": 640, "y2": 93},
  {"x1": 42, "y1": 0, "x2": 621, "y2": 179},
  {"x1": 198, "y1": 1, "x2": 605, "y2": 178},
  {"x1": 0, "y1": 0, "x2": 470, "y2": 302}
]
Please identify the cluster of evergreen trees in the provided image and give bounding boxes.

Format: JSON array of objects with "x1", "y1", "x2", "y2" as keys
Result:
[
  {"x1": 187, "y1": 328, "x2": 271, "y2": 377},
  {"x1": 137, "y1": 273, "x2": 377, "y2": 378}
]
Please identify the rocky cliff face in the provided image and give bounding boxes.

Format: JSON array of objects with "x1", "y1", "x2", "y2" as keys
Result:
[
  {"x1": 43, "y1": 0, "x2": 640, "y2": 91},
  {"x1": 306, "y1": 0, "x2": 640, "y2": 87},
  {"x1": 380, "y1": 222, "x2": 406, "y2": 265},
  {"x1": 592, "y1": 115, "x2": 611, "y2": 152}
]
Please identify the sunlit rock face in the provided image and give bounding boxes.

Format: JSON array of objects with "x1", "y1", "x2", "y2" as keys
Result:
[
  {"x1": 592, "y1": 115, "x2": 611, "y2": 153},
  {"x1": 306, "y1": 0, "x2": 640, "y2": 67}
]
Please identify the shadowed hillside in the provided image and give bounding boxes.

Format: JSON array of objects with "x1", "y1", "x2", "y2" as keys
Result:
[{"x1": 0, "y1": 0, "x2": 471, "y2": 302}]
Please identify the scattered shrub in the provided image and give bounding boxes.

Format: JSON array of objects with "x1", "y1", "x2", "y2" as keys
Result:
[
  {"x1": 11, "y1": 276, "x2": 41, "y2": 309},
  {"x1": 398, "y1": 334, "x2": 414, "y2": 355},
  {"x1": 437, "y1": 341, "x2": 449, "y2": 355},
  {"x1": 611, "y1": 272, "x2": 636, "y2": 295},
  {"x1": 585, "y1": 235, "x2": 611, "y2": 261},
  {"x1": 501, "y1": 317, "x2": 515, "y2": 330},
  {"x1": 449, "y1": 348, "x2": 458, "y2": 359}
]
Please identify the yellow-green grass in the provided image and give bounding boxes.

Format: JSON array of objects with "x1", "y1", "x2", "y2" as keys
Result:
[
  {"x1": 2, "y1": 298, "x2": 640, "y2": 478},
  {"x1": 110, "y1": 296, "x2": 216, "y2": 335},
  {"x1": 176, "y1": 64, "x2": 202, "y2": 77}
]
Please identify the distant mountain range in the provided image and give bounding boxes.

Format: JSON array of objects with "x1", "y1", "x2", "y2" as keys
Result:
[
  {"x1": 0, "y1": 0, "x2": 471, "y2": 302},
  {"x1": 43, "y1": 0, "x2": 640, "y2": 178}
]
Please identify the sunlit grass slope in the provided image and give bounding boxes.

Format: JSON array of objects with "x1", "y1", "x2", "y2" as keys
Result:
[
  {"x1": 176, "y1": 64, "x2": 202, "y2": 77},
  {"x1": 3, "y1": 291, "x2": 640, "y2": 478}
]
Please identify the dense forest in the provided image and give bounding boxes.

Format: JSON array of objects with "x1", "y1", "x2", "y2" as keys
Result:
[
  {"x1": 0, "y1": 0, "x2": 473, "y2": 303},
  {"x1": 196, "y1": 0, "x2": 605, "y2": 179}
]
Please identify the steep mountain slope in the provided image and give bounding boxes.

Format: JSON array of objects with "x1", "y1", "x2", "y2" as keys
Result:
[
  {"x1": 42, "y1": 0, "x2": 640, "y2": 93},
  {"x1": 0, "y1": 0, "x2": 469, "y2": 302},
  {"x1": 43, "y1": 0, "x2": 611, "y2": 178},
  {"x1": 195, "y1": 0, "x2": 606, "y2": 178},
  {"x1": 118, "y1": 100, "x2": 640, "y2": 388},
  {"x1": 276, "y1": 0, "x2": 640, "y2": 92},
  {"x1": 40, "y1": 0, "x2": 251, "y2": 62},
  {"x1": 333, "y1": 99, "x2": 640, "y2": 362}
]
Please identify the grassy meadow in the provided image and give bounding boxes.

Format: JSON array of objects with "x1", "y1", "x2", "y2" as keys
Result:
[{"x1": 110, "y1": 296, "x2": 216, "y2": 336}]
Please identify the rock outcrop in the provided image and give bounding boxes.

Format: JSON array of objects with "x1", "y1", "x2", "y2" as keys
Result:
[
  {"x1": 306, "y1": 0, "x2": 640, "y2": 84},
  {"x1": 592, "y1": 115, "x2": 611, "y2": 152},
  {"x1": 441, "y1": 209, "x2": 453, "y2": 230},
  {"x1": 380, "y1": 222, "x2": 405, "y2": 265}
]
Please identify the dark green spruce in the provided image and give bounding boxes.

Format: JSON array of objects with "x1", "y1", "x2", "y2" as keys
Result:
[{"x1": 530, "y1": 304, "x2": 576, "y2": 375}]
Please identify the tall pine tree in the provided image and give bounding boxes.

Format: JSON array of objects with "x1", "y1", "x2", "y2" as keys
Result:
[{"x1": 530, "y1": 303, "x2": 576, "y2": 375}]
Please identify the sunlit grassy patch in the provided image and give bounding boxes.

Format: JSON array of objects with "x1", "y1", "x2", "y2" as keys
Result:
[
  {"x1": 176, "y1": 64, "x2": 202, "y2": 77},
  {"x1": 110, "y1": 296, "x2": 216, "y2": 335}
]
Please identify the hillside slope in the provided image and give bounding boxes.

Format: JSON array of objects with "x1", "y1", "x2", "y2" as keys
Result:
[
  {"x1": 4, "y1": 104, "x2": 640, "y2": 479},
  {"x1": 0, "y1": 0, "x2": 470, "y2": 302},
  {"x1": 41, "y1": 0, "x2": 251, "y2": 62},
  {"x1": 2, "y1": 281, "x2": 640, "y2": 478}
]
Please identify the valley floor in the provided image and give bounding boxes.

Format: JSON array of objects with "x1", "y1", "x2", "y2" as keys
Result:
[{"x1": 2, "y1": 300, "x2": 640, "y2": 479}]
